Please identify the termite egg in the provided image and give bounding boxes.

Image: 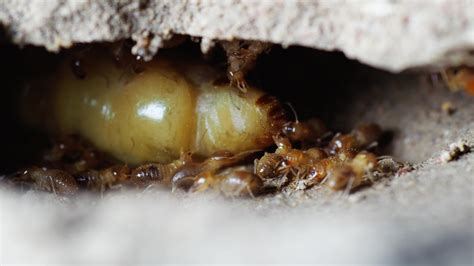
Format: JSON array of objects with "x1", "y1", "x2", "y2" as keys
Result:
[{"x1": 20, "y1": 48, "x2": 287, "y2": 165}]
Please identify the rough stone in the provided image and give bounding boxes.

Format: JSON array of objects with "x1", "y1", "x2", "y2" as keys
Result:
[{"x1": 1, "y1": 0, "x2": 474, "y2": 71}]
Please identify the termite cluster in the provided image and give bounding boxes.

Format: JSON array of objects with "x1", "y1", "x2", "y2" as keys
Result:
[
  {"x1": 2, "y1": 41, "x2": 409, "y2": 198},
  {"x1": 5, "y1": 120, "x2": 404, "y2": 198},
  {"x1": 255, "y1": 122, "x2": 404, "y2": 193}
]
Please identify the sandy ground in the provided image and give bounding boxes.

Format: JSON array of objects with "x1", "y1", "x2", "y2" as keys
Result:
[{"x1": 1, "y1": 68, "x2": 473, "y2": 264}]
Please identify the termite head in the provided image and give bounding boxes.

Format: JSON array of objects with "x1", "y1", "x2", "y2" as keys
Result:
[
  {"x1": 282, "y1": 118, "x2": 328, "y2": 143},
  {"x1": 376, "y1": 156, "x2": 408, "y2": 175},
  {"x1": 326, "y1": 165, "x2": 357, "y2": 191},
  {"x1": 326, "y1": 152, "x2": 378, "y2": 191},
  {"x1": 254, "y1": 152, "x2": 285, "y2": 180},
  {"x1": 327, "y1": 134, "x2": 357, "y2": 155},
  {"x1": 327, "y1": 123, "x2": 382, "y2": 155},
  {"x1": 220, "y1": 40, "x2": 272, "y2": 92},
  {"x1": 305, "y1": 160, "x2": 332, "y2": 187},
  {"x1": 273, "y1": 134, "x2": 293, "y2": 152},
  {"x1": 170, "y1": 162, "x2": 203, "y2": 192}
]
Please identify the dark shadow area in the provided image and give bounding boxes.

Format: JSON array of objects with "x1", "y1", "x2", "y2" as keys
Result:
[
  {"x1": 255, "y1": 45, "x2": 376, "y2": 129},
  {"x1": 0, "y1": 45, "x2": 56, "y2": 173}
]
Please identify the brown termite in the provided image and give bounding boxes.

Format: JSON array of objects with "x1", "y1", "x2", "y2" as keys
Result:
[
  {"x1": 10, "y1": 167, "x2": 78, "y2": 196},
  {"x1": 375, "y1": 155, "x2": 410, "y2": 177},
  {"x1": 327, "y1": 123, "x2": 382, "y2": 155},
  {"x1": 255, "y1": 134, "x2": 329, "y2": 190},
  {"x1": 171, "y1": 150, "x2": 260, "y2": 193},
  {"x1": 220, "y1": 40, "x2": 272, "y2": 92},
  {"x1": 75, "y1": 165, "x2": 130, "y2": 193},
  {"x1": 280, "y1": 103, "x2": 328, "y2": 144},
  {"x1": 188, "y1": 166, "x2": 264, "y2": 198},
  {"x1": 325, "y1": 151, "x2": 378, "y2": 192},
  {"x1": 255, "y1": 123, "x2": 383, "y2": 191},
  {"x1": 75, "y1": 152, "x2": 193, "y2": 192}
]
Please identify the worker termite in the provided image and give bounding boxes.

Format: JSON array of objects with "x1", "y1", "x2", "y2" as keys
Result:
[
  {"x1": 14, "y1": 144, "x2": 263, "y2": 197},
  {"x1": 325, "y1": 151, "x2": 378, "y2": 191},
  {"x1": 130, "y1": 151, "x2": 193, "y2": 185},
  {"x1": 171, "y1": 150, "x2": 259, "y2": 192},
  {"x1": 220, "y1": 40, "x2": 272, "y2": 92},
  {"x1": 74, "y1": 151, "x2": 193, "y2": 192},
  {"x1": 20, "y1": 47, "x2": 288, "y2": 166},
  {"x1": 255, "y1": 123, "x2": 383, "y2": 191},
  {"x1": 188, "y1": 166, "x2": 264, "y2": 198},
  {"x1": 253, "y1": 105, "x2": 328, "y2": 185},
  {"x1": 282, "y1": 118, "x2": 328, "y2": 144},
  {"x1": 327, "y1": 123, "x2": 382, "y2": 155},
  {"x1": 9, "y1": 167, "x2": 79, "y2": 196},
  {"x1": 75, "y1": 165, "x2": 130, "y2": 193},
  {"x1": 375, "y1": 155, "x2": 411, "y2": 176},
  {"x1": 255, "y1": 135, "x2": 329, "y2": 189},
  {"x1": 441, "y1": 66, "x2": 474, "y2": 95}
]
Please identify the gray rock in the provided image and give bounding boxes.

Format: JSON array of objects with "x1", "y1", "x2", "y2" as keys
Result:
[{"x1": 1, "y1": 0, "x2": 474, "y2": 71}]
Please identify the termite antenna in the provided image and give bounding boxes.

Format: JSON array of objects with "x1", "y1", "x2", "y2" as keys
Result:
[{"x1": 284, "y1": 102, "x2": 299, "y2": 122}]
